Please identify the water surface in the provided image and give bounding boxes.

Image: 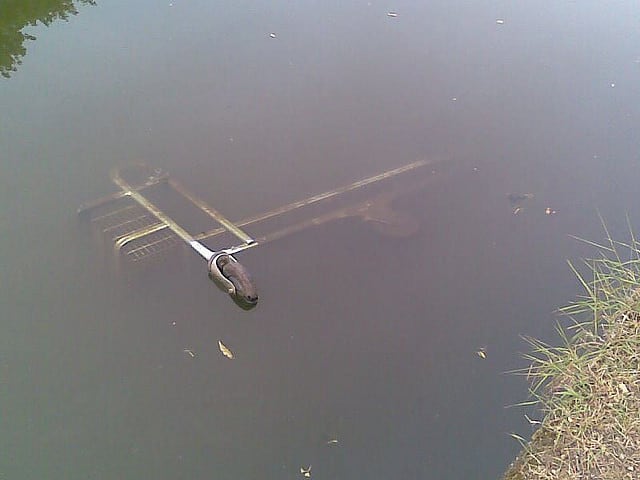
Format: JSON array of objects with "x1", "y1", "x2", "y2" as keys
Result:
[{"x1": 1, "y1": 1, "x2": 640, "y2": 478}]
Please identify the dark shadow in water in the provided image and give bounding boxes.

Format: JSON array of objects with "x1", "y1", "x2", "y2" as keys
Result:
[{"x1": 0, "y1": 0, "x2": 95, "y2": 78}]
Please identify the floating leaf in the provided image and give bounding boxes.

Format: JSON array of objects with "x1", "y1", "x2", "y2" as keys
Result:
[
  {"x1": 218, "y1": 340, "x2": 234, "y2": 359},
  {"x1": 300, "y1": 466, "x2": 312, "y2": 478}
]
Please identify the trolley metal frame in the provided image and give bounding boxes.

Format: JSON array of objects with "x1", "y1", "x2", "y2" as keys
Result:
[{"x1": 78, "y1": 159, "x2": 438, "y2": 307}]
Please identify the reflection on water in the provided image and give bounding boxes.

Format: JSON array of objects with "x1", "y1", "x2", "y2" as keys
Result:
[{"x1": 0, "y1": 0, "x2": 95, "y2": 78}]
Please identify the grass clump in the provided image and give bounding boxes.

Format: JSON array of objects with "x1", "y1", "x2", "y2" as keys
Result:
[{"x1": 503, "y1": 222, "x2": 640, "y2": 480}]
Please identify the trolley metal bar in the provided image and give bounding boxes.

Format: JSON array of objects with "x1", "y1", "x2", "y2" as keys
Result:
[
  {"x1": 194, "y1": 158, "x2": 431, "y2": 241},
  {"x1": 255, "y1": 169, "x2": 438, "y2": 245},
  {"x1": 90, "y1": 204, "x2": 138, "y2": 223},
  {"x1": 232, "y1": 159, "x2": 429, "y2": 226},
  {"x1": 110, "y1": 168, "x2": 215, "y2": 260},
  {"x1": 168, "y1": 178, "x2": 255, "y2": 245},
  {"x1": 77, "y1": 171, "x2": 168, "y2": 215},
  {"x1": 114, "y1": 222, "x2": 169, "y2": 250},
  {"x1": 102, "y1": 214, "x2": 150, "y2": 233},
  {"x1": 124, "y1": 233, "x2": 177, "y2": 257}
]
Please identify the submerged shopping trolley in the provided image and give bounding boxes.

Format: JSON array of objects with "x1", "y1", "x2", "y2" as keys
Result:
[{"x1": 78, "y1": 159, "x2": 441, "y2": 309}]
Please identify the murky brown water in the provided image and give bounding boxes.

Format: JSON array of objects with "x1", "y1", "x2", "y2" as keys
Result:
[{"x1": 1, "y1": 1, "x2": 640, "y2": 478}]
